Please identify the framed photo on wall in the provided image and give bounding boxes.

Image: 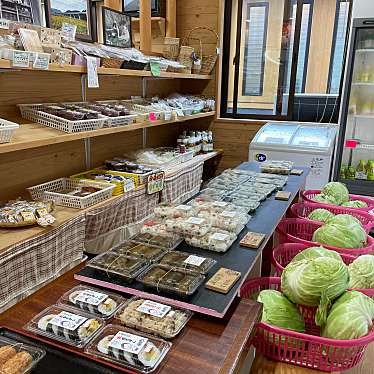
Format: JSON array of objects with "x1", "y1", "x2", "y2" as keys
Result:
[
  {"x1": 102, "y1": 6, "x2": 131, "y2": 48},
  {"x1": 44, "y1": 0, "x2": 96, "y2": 42},
  {"x1": 0, "y1": 0, "x2": 43, "y2": 25},
  {"x1": 123, "y1": 0, "x2": 165, "y2": 17}
]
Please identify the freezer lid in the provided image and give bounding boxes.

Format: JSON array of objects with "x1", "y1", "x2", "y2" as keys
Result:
[
  {"x1": 291, "y1": 126, "x2": 337, "y2": 149},
  {"x1": 253, "y1": 123, "x2": 299, "y2": 145}
]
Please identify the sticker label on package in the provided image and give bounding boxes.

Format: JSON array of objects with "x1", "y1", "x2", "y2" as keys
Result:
[
  {"x1": 12, "y1": 51, "x2": 30, "y2": 68},
  {"x1": 164, "y1": 111, "x2": 172, "y2": 121},
  {"x1": 33, "y1": 53, "x2": 50, "y2": 70},
  {"x1": 86, "y1": 56, "x2": 99, "y2": 88},
  {"x1": 0, "y1": 18, "x2": 10, "y2": 29},
  {"x1": 61, "y1": 23, "x2": 77, "y2": 41},
  {"x1": 187, "y1": 217, "x2": 205, "y2": 225},
  {"x1": 137, "y1": 300, "x2": 171, "y2": 318},
  {"x1": 109, "y1": 331, "x2": 148, "y2": 354},
  {"x1": 75, "y1": 290, "x2": 108, "y2": 306},
  {"x1": 221, "y1": 211, "x2": 236, "y2": 218},
  {"x1": 177, "y1": 205, "x2": 192, "y2": 211},
  {"x1": 211, "y1": 233, "x2": 230, "y2": 241},
  {"x1": 184, "y1": 255, "x2": 206, "y2": 267},
  {"x1": 50, "y1": 311, "x2": 87, "y2": 331},
  {"x1": 213, "y1": 201, "x2": 228, "y2": 207}
]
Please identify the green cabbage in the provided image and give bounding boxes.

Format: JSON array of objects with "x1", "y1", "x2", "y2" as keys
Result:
[
  {"x1": 322, "y1": 182, "x2": 349, "y2": 205},
  {"x1": 349, "y1": 255, "x2": 374, "y2": 289},
  {"x1": 307, "y1": 209, "x2": 335, "y2": 223},
  {"x1": 290, "y1": 246, "x2": 342, "y2": 264},
  {"x1": 326, "y1": 213, "x2": 362, "y2": 227},
  {"x1": 322, "y1": 291, "x2": 374, "y2": 339},
  {"x1": 257, "y1": 290, "x2": 305, "y2": 332},
  {"x1": 312, "y1": 223, "x2": 367, "y2": 249},
  {"x1": 312, "y1": 194, "x2": 338, "y2": 205},
  {"x1": 342, "y1": 200, "x2": 368, "y2": 208}
]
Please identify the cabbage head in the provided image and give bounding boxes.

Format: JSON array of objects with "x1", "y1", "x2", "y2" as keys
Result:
[
  {"x1": 322, "y1": 291, "x2": 374, "y2": 340},
  {"x1": 257, "y1": 290, "x2": 305, "y2": 332},
  {"x1": 290, "y1": 246, "x2": 342, "y2": 264},
  {"x1": 322, "y1": 182, "x2": 349, "y2": 205},
  {"x1": 312, "y1": 223, "x2": 367, "y2": 249},
  {"x1": 342, "y1": 200, "x2": 368, "y2": 208},
  {"x1": 307, "y1": 209, "x2": 335, "y2": 223},
  {"x1": 349, "y1": 255, "x2": 374, "y2": 289},
  {"x1": 326, "y1": 213, "x2": 362, "y2": 227},
  {"x1": 312, "y1": 194, "x2": 337, "y2": 205}
]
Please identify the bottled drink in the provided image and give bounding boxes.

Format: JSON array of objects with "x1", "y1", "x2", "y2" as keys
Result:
[
  {"x1": 367, "y1": 160, "x2": 374, "y2": 181},
  {"x1": 356, "y1": 160, "x2": 367, "y2": 180},
  {"x1": 202, "y1": 132, "x2": 209, "y2": 154},
  {"x1": 208, "y1": 131, "x2": 214, "y2": 152},
  {"x1": 346, "y1": 166, "x2": 356, "y2": 180},
  {"x1": 340, "y1": 164, "x2": 347, "y2": 179}
]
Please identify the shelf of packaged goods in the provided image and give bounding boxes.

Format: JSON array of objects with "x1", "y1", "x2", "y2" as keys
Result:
[
  {"x1": 0, "y1": 111, "x2": 215, "y2": 154},
  {"x1": 356, "y1": 49, "x2": 374, "y2": 53},
  {"x1": 353, "y1": 114, "x2": 374, "y2": 119},
  {"x1": 352, "y1": 82, "x2": 374, "y2": 86},
  {"x1": 340, "y1": 178, "x2": 374, "y2": 198},
  {"x1": 345, "y1": 140, "x2": 374, "y2": 151},
  {"x1": 0, "y1": 59, "x2": 213, "y2": 80}
]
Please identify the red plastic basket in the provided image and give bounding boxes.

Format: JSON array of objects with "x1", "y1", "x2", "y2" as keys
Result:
[
  {"x1": 301, "y1": 190, "x2": 374, "y2": 212},
  {"x1": 276, "y1": 218, "x2": 374, "y2": 256},
  {"x1": 240, "y1": 277, "x2": 374, "y2": 372},
  {"x1": 290, "y1": 202, "x2": 374, "y2": 233}
]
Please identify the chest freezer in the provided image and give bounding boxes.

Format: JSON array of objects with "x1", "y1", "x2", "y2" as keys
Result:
[{"x1": 248, "y1": 122, "x2": 338, "y2": 189}]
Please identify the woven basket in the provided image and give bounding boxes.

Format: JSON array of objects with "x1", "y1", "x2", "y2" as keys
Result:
[
  {"x1": 178, "y1": 35, "x2": 202, "y2": 74},
  {"x1": 101, "y1": 57, "x2": 124, "y2": 69},
  {"x1": 163, "y1": 37, "x2": 180, "y2": 60}
]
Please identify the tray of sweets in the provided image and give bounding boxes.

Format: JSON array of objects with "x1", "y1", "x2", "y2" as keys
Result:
[
  {"x1": 185, "y1": 229, "x2": 236, "y2": 253},
  {"x1": 130, "y1": 232, "x2": 183, "y2": 250}
]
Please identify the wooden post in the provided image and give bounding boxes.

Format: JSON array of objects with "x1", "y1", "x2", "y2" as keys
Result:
[
  {"x1": 139, "y1": 0, "x2": 152, "y2": 53},
  {"x1": 166, "y1": 0, "x2": 176, "y2": 37},
  {"x1": 103, "y1": 0, "x2": 122, "y2": 11}
]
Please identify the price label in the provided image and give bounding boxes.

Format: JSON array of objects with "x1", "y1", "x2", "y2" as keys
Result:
[
  {"x1": 176, "y1": 205, "x2": 192, "y2": 211},
  {"x1": 149, "y1": 112, "x2": 157, "y2": 122},
  {"x1": 0, "y1": 18, "x2": 10, "y2": 29},
  {"x1": 61, "y1": 23, "x2": 77, "y2": 41},
  {"x1": 147, "y1": 171, "x2": 165, "y2": 195},
  {"x1": 150, "y1": 61, "x2": 161, "y2": 77},
  {"x1": 21, "y1": 211, "x2": 35, "y2": 222},
  {"x1": 12, "y1": 51, "x2": 30, "y2": 68},
  {"x1": 50, "y1": 311, "x2": 87, "y2": 331},
  {"x1": 164, "y1": 111, "x2": 172, "y2": 121},
  {"x1": 221, "y1": 211, "x2": 236, "y2": 218},
  {"x1": 109, "y1": 331, "x2": 148, "y2": 355},
  {"x1": 33, "y1": 53, "x2": 50, "y2": 70},
  {"x1": 213, "y1": 201, "x2": 228, "y2": 207},
  {"x1": 86, "y1": 56, "x2": 99, "y2": 88},
  {"x1": 184, "y1": 255, "x2": 206, "y2": 267},
  {"x1": 137, "y1": 300, "x2": 171, "y2": 318},
  {"x1": 211, "y1": 232, "x2": 230, "y2": 241},
  {"x1": 74, "y1": 290, "x2": 108, "y2": 306},
  {"x1": 187, "y1": 217, "x2": 205, "y2": 225}
]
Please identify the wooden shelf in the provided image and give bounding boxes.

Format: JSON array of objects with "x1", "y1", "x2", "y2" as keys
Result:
[
  {"x1": 0, "y1": 59, "x2": 213, "y2": 80},
  {"x1": 0, "y1": 112, "x2": 215, "y2": 154},
  {"x1": 131, "y1": 16, "x2": 166, "y2": 34}
]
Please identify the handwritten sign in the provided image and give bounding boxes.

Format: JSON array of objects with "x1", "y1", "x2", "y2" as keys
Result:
[{"x1": 147, "y1": 171, "x2": 165, "y2": 194}]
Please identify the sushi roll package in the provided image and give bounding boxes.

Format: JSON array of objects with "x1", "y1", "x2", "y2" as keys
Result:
[
  {"x1": 165, "y1": 217, "x2": 211, "y2": 237},
  {"x1": 130, "y1": 232, "x2": 183, "y2": 250},
  {"x1": 0, "y1": 336, "x2": 45, "y2": 374},
  {"x1": 223, "y1": 198, "x2": 260, "y2": 213},
  {"x1": 87, "y1": 252, "x2": 149, "y2": 282},
  {"x1": 116, "y1": 297, "x2": 193, "y2": 339},
  {"x1": 57, "y1": 286, "x2": 125, "y2": 319},
  {"x1": 85, "y1": 325, "x2": 171, "y2": 373},
  {"x1": 25, "y1": 306, "x2": 104, "y2": 348},
  {"x1": 137, "y1": 265, "x2": 205, "y2": 297},
  {"x1": 111, "y1": 241, "x2": 166, "y2": 262},
  {"x1": 185, "y1": 229, "x2": 236, "y2": 253},
  {"x1": 154, "y1": 203, "x2": 197, "y2": 219}
]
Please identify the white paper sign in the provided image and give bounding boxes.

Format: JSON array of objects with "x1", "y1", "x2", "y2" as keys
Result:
[
  {"x1": 177, "y1": 205, "x2": 192, "y2": 211},
  {"x1": 33, "y1": 53, "x2": 50, "y2": 70},
  {"x1": 86, "y1": 56, "x2": 99, "y2": 88},
  {"x1": 221, "y1": 211, "x2": 236, "y2": 218},
  {"x1": 61, "y1": 23, "x2": 77, "y2": 41},
  {"x1": 137, "y1": 300, "x2": 171, "y2": 318},
  {"x1": 211, "y1": 233, "x2": 230, "y2": 241},
  {"x1": 0, "y1": 18, "x2": 10, "y2": 29},
  {"x1": 187, "y1": 217, "x2": 205, "y2": 225},
  {"x1": 184, "y1": 255, "x2": 206, "y2": 267},
  {"x1": 164, "y1": 111, "x2": 172, "y2": 121},
  {"x1": 12, "y1": 51, "x2": 30, "y2": 68},
  {"x1": 213, "y1": 201, "x2": 228, "y2": 207},
  {"x1": 74, "y1": 290, "x2": 108, "y2": 306},
  {"x1": 109, "y1": 331, "x2": 148, "y2": 355},
  {"x1": 50, "y1": 311, "x2": 87, "y2": 331}
]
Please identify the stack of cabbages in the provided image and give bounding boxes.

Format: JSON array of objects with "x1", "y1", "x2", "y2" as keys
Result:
[{"x1": 258, "y1": 246, "x2": 374, "y2": 340}]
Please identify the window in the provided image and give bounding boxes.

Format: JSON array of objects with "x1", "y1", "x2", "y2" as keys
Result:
[{"x1": 242, "y1": 3, "x2": 268, "y2": 96}]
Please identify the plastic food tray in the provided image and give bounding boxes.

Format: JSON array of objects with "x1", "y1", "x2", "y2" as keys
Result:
[
  {"x1": 154, "y1": 203, "x2": 197, "y2": 219},
  {"x1": 137, "y1": 264, "x2": 205, "y2": 297},
  {"x1": 18, "y1": 103, "x2": 106, "y2": 133},
  {"x1": 130, "y1": 232, "x2": 183, "y2": 250},
  {"x1": 85, "y1": 325, "x2": 171, "y2": 374},
  {"x1": 27, "y1": 178, "x2": 115, "y2": 209},
  {"x1": 57, "y1": 285, "x2": 125, "y2": 320},
  {"x1": 115, "y1": 297, "x2": 193, "y2": 339},
  {"x1": 111, "y1": 241, "x2": 166, "y2": 262},
  {"x1": 25, "y1": 305, "x2": 104, "y2": 348},
  {"x1": 185, "y1": 230, "x2": 236, "y2": 253},
  {"x1": 165, "y1": 217, "x2": 212, "y2": 237},
  {"x1": 0, "y1": 118, "x2": 19, "y2": 144},
  {"x1": 0, "y1": 335, "x2": 46, "y2": 374}
]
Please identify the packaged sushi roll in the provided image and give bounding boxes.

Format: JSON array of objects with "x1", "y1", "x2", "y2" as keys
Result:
[
  {"x1": 87, "y1": 252, "x2": 149, "y2": 282},
  {"x1": 189, "y1": 199, "x2": 248, "y2": 215},
  {"x1": 185, "y1": 229, "x2": 236, "y2": 253},
  {"x1": 137, "y1": 265, "x2": 205, "y2": 297},
  {"x1": 154, "y1": 203, "x2": 197, "y2": 219},
  {"x1": 57, "y1": 286, "x2": 124, "y2": 319},
  {"x1": 165, "y1": 217, "x2": 212, "y2": 237},
  {"x1": 116, "y1": 297, "x2": 193, "y2": 339},
  {"x1": 85, "y1": 325, "x2": 171, "y2": 373},
  {"x1": 130, "y1": 232, "x2": 183, "y2": 250},
  {"x1": 223, "y1": 198, "x2": 260, "y2": 213},
  {"x1": 25, "y1": 306, "x2": 104, "y2": 348},
  {"x1": 112, "y1": 241, "x2": 166, "y2": 262},
  {"x1": 158, "y1": 251, "x2": 216, "y2": 274}
]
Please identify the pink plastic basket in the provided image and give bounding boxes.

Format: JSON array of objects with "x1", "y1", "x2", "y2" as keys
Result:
[
  {"x1": 241, "y1": 277, "x2": 374, "y2": 372},
  {"x1": 301, "y1": 190, "x2": 374, "y2": 212},
  {"x1": 276, "y1": 218, "x2": 374, "y2": 256},
  {"x1": 290, "y1": 202, "x2": 374, "y2": 233}
]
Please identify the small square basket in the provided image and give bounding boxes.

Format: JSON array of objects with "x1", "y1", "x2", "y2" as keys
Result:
[{"x1": 0, "y1": 119, "x2": 19, "y2": 144}]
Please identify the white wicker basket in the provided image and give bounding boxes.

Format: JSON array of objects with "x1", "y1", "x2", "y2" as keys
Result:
[
  {"x1": 18, "y1": 104, "x2": 107, "y2": 133},
  {"x1": 0, "y1": 119, "x2": 19, "y2": 144},
  {"x1": 27, "y1": 178, "x2": 115, "y2": 209}
]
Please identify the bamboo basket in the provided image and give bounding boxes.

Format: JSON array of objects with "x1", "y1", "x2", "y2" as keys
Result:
[
  {"x1": 101, "y1": 57, "x2": 124, "y2": 69},
  {"x1": 177, "y1": 36, "x2": 202, "y2": 74},
  {"x1": 163, "y1": 37, "x2": 180, "y2": 60}
]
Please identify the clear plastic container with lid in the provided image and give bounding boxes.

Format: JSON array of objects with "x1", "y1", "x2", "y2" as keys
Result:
[
  {"x1": 223, "y1": 197, "x2": 261, "y2": 212},
  {"x1": 116, "y1": 297, "x2": 193, "y2": 339},
  {"x1": 57, "y1": 285, "x2": 125, "y2": 319},
  {"x1": 259, "y1": 160, "x2": 293, "y2": 175},
  {"x1": 141, "y1": 218, "x2": 175, "y2": 238},
  {"x1": 185, "y1": 229, "x2": 236, "y2": 252},
  {"x1": 165, "y1": 216, "x2": 212, "y2": 237},
  {"x1": 25, "y1": 305, "x2": 104, "y2": 348},
  {"x1": 112, "y1": 241, "x2": 166, "y2": 262},
  {"x1": 130, "y1": 232, "x2": 183, "y2": 250},
  {"x1": 198, "y1": 188, "x2": 226, "y2": 201},
  {"x1": 85, "y1": 324, "x2": 171, "y2": 373},
  {"x1": 189, "y1": 198, "x2": 248, "y2": 215},
  {"x1": 154, "y1": 203, "x2": 197, "y2": 219}
]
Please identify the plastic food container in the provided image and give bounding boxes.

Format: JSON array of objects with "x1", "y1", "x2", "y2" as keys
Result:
[
  {"x1": 159, "y1": 251, "x2": 216, "y2": 274},
  {"x1": 0, "y1": 336, "x2": 46, "y2": 374},
  {"x1": 196, "y1": 210, "x2": 249, "y2": 234},
  {"x1": 57, "y1": 285, "x2": 125, "y2": 319},
  {"x1": 137, "y1": 265, "x2": 205, "y2": 297},
  {"x1": 185, "y1": 229, "x2": 236, "y2": 253},
  {"x1": 141, "y1": 219, "x2": 176, "y2": 238},
  {"x1": 198, "y1": 188, "x2": 226, "y2": 201},
  {"x1": 165, "y1": 217, "x2": 212, "y2": 237},
  {"x1": 25, "y1": 305, "x2": 104, "y2": 348},
  {"x1": 87, "y1": 252, "x2": 149, "y2": 282},
  {"x1": 223, "y1": 198, "x2": 260, "y2": 212},
  {"x1": 130, "y1": 232, "x2": 183, "y2": 250},
  {"x1": 226, "y1": 191, "x2": 263, "y2": 202},
  {"x1": 85, "y1": 325, "x2": 171, "y2": 373},
  {"x1": 116, "y1": 297, "x2": 193, "y2": 339},
  {"x1": 154, "y1": 203, "x2": 197, "y2": 219},
  {"x1": 260, "y1": 160, "x2": 293, "y2": 175},
  {"x1": 112, "y1": 241, "x2": 166, "y2": 262}
]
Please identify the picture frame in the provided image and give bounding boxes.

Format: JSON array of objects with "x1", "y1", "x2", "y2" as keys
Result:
[
  {"x1": 44, "y1": 0, "x2": 97, "y2": 42},
  {"x1": 123, "y1": 0, "x2": 164, "y2": 17},
  {"x1": 0, "y1": 0, "x2": 43, "y2": 25},
  {"x1": 102, "y1": 6, "x2": 132, "y2": 48}
]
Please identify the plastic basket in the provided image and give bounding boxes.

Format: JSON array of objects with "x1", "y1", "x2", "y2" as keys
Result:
[
  {"x1": 240, "y1": 277, "x2": 374, "y2": 372},
  {"x1": 27, "y1": 178, "x2": 115, "y2": 209},
  {"x1": 0, "y1": 118, "x2": 19, "y2": 144},
  {"x1": 290, "y1": 202, "x2": 374, "y2": 233},
  {"x1": 301, "y1": 190, "x2": 374, "y2": 212},
  {"x1": 276, "y1": 218, "x2": 374, "y2": 256}
]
